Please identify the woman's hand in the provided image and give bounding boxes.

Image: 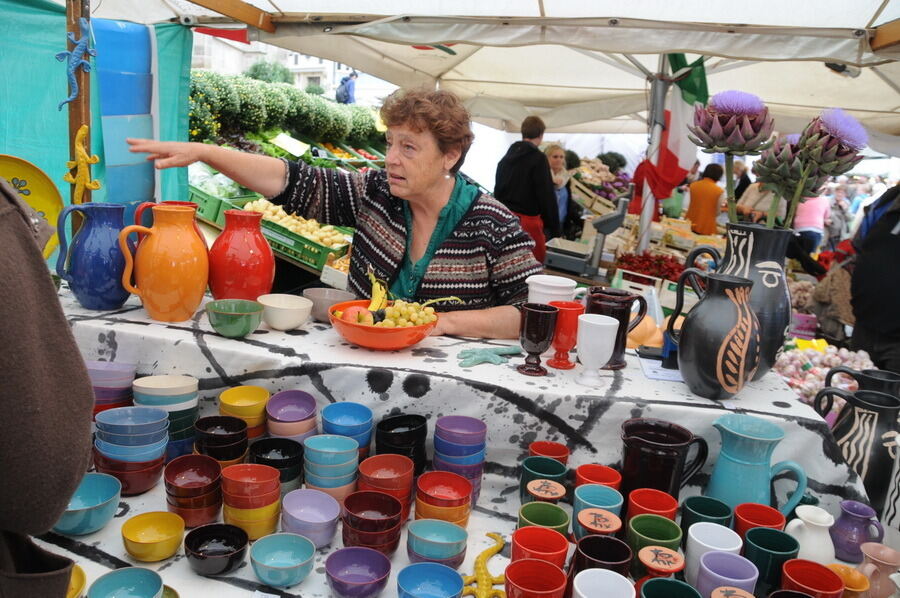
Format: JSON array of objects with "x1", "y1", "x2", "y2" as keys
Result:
[
  {"x1": 429, "y1": 305, "x2": 520, "y2": 339},
  {"x1": 127, "y1": 139, "x2": 208, "y2": 169}
]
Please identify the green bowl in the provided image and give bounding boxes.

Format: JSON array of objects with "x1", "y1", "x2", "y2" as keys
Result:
[
  {"x1": 206, "y1": 299, "x2": 263, "y2": 338},
  {"x1": 169, "y1": 406, "x2": 200, "y2": 429}
]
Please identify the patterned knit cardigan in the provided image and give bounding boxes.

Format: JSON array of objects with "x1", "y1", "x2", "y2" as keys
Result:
[{"x1": 271, "y1": 160, "x2": 542, "y2": 310}]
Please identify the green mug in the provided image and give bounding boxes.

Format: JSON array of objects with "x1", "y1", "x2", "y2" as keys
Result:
[
  {"x1": 518, "y1": 501, "x2": 570, "y2": 536},
  {"x1": 641, "y1": 578, "x2": 702, "y2": 598},
  {"x1": 743, "y1": 527, "x2": 800, "y2": 597},
  {"x1": 627, "y1": 514, "x2": 682, "y2": 578},
  {"x1": 520, "y1": 456, "x2": 568, "y2": 502},
  {"x1": 680, "y1": 495, "x2": 733, "y2": 546}
]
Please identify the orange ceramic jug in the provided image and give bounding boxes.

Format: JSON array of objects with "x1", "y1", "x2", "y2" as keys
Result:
[{"x1": 118, "y1": 205, "x2": 209, "y2": 322}]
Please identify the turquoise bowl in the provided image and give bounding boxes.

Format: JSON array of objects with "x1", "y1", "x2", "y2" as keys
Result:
[
  {"x1": 94, "y1": 437, "x2": 168, "y2": 463},
  {"x1": 250, "y1": 533, "x2": 315, "y2": 588},
  {"x1": 88, "y1": 567, "x2": 163, "y2": 598},
  {"x1": 398, "y1": 563, "x2": 464, "y2": 598},
  {"x1": 95, "y1": 427, "x2": 170, "y2": 447},
  {"x1": 303, "y1": 435, "x2": 359, "y2": 465},
  {"x1": 206, "y1": 299, "x2": 263, "y2": 339},
  {"x1": 407, "y1": 519, "x2": 468, "y2": 560},
  {"x1": 133, "y1": 390, "x2": 198, "y2": 406},
  {"x1": 53, "y1": 473, "x2": 122, "y2": 535},
  {"x1": 321, "y1": 402, "x2": 373, "y2": 436},
  {"x1": 304, "y1": 467, "x2": 357, "y2": 489},
  {"x1": 304, "y1": 457, "x2": 359, "y2": 478}
]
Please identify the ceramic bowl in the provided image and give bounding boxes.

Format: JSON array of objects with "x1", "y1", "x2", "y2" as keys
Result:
[
  {"x1": 206, "y1": 299, "x2": 263, "y2": 338},
  {"x1": 305, "y1": 467, "x2": 357, "y2": 489},
  {"x1": 266, "y1": 390, "x2": 317, "y2": 423},
  {"x1": 282, "y1": 488, "x2": 341, "y2": 526},
  {"x1": 195, "y1": 437, "x2": 249, "y2": 462},
  {"x1": 305, "y1": 456, "x2": 359, "y2": 478},
  {"x1": 183, "y1": 523, "x2": 248, "y2": 577},
  {"x1": 222, "y1": 487, "x2": 281, "y2": 509},
  {"x1": 92, "y1": 449, "x2": 164, "y2": 474},
  {"x1": 407, "y1": 519, "x2": 468, "y2": 560},
  {"x1": 132, "y1": 375, "x2": 198, "y2": 397},
  {"x1": 308, "y1": 481, "x2": 357, "y2": 504},
  {"x1": 375, "y1": 414, "x2": 428, "y2": 447},
  {"x1": 218, "y1": 385, "x2": 270, "y2": 417},
  {"x1": 433, "y1": 435, "x2": 486, "y2": 457},
  {"x1": 132, "y1": 391, "x2": 198, "y2": 407},
  {"x1": 304, "y1": 435, "x2": 359, "y2": 465},
  {"x1": 329, "y1": 299, "x2": 437, "y2": 351},
  {"x1": 223, "y1": 500, "x2": 281, "y2": 523},
  {"x1": 222, "y1": 510, "x2": 279, "y2": 541},
  {"x1": 356, "y1": 480, "x2": 412, "y2": 504},
  {"x1": 415, "y1": 498, "x2": 471, "y2": 521},
  {"x1": 121, "y1": 511, "x2": 185, "y2": 562},
  {"x1": 95, "y1": 406, "x2": 169, "y2": 435},
  {"x1": 321, "y1": 402, "x2": 374, "y2": 436},
  {"x1": 221, "y1": 464, "x2": 281, "y2": 496},
  {"x1": 406, "y1": 544, "x2": 467, "y2": 569},
  {"x1": 68, "y1": 563, "x2": 86, "y2": 598},
  {"x1": 53, "y1": 472, "x2": 122, "y2": 535},
  {"x1": 94, "y1": 438, "x2": 168, "y2": 463},
  {"x1": 96, "y1": 463, "x2": 164, "y2": 497},
  {"x1": 267, "y1": 417, "x2": 318, "y2": 437},
  {"x1": 342, "y1": 518, "x2": 402, "y2": 546},
  {"x1": 167, "y1": 405, "x2": 200, "y2": 425},
  {"x1": 194, "y1": 416, "x2": 248, "y2": 445},
  {"x1": 303, "y1": 287, "x2": 357, "y2": 323},
  {"x1": 280, "y1": 514, "x2": 339, "y2": 549},
  {"x1": 358, "y1": 454, "x2": 415, "y2": 489},
  {"x1": 166, "y1": 487, "x2": 222, "y2": 509},
  {"x1": 220, "y1": 412, "x2": 266, "y2": 430},
  {"x1": 398, "y1": 563, "x2": 464, "y2": 598},
  {"x1": 250, "y1": 532, "x2": 316, "y2": 588},
  {"x1": 325, "y1": 546, "x2": 392, "y2": 598},
  {"x1": 164, "y1": 454, "x2": 221, "y2": 498},
  {"x1": 276, "y1": 464, "x2": 303, "y2": 483},
  {"x1": 168, "y1": 422, "x2": 199, "y2": 442},
  {"x1": 431, "y1": 458, "x2": 485, "y2": 479},
  {"x1": 167, "y1": 502, "x2": 220, "y2": 529},
  {"x1": 208, "y1": 449, "x2": 248, "y2": 468},
  {"x1": 343, "y1": 491, "x2": 403, "y2": 532},
  {"x1": 87, "y1": 567, "x2": 163, "y2": 598},
  {"x1": 417, "y1": 472, "x2": 473, "y2": 508},
  {"x1": 248, "y1": 437, "x2": 303, "y2": 466},
  {"x1": 433, "y1": 449, "x2": 486, "y2": 466},
  {"x1": 346, "y1": 428, "x2": 373, "y2": 450},
  {"x1": 257, "y1": 294, "x2": 313, "y2": 331},
  {"x1": 86, "y1": 360, "x2": 137, "y2": 380},
  {"x1": 434, "y1": 416, "x2": 487, "y2": 445}
]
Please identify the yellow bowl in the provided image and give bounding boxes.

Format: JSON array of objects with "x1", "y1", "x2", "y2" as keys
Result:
[
  {"x1": 67, "y1": 564, "x2": 86, "y2": 598},
  {"x1": 121, "y1": 511, "x2": 185, "y2": 562},
  {"x1": 223, "y1": 500, "x2": 281, "y2": 522},
  {"x1": 415, "y1": 497, "x2": 472, "y2": 521},
  {"x1": 219, "y1": 409, "x2": 267, "y2": 428},
  {"x1": 223, "y1": 511, "x2": 279, "y2": 540},
  {"x1": 219, "y1": 386, "x2": 270, "y2": 417}
]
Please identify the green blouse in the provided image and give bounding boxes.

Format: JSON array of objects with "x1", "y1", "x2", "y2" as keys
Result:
[{"x1": 390, "y1": 175, "x2": 480, "y2": 300}]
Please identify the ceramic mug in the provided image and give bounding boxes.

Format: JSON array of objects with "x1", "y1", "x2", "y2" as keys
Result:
[
  {"x1": 526, "y1": 275, "x2": 585, "y2": 305},
  {"x1": 684, "y1": 522, "x2": 743, "y2": 587},
  {"x1": 781, "y1": 558, "x2": 845, "y2": 598},
  {"x1": 640, "y1": 578, "x2": 701, "y2": 598},
  {"x1": 680, "y1": 495, "x2": 733, "y2": 547},
  {"x1": 573, "y1": 568, "x2": 634, "y2": 598},
  {"x1": 858, "y1": 542, "x2": 900, "y2": 598},
  {"x1": 743, "y1": 527, "x2": 800, "y2": 597},
  {"x1": 627, "y1": 488, "x2": 678, "y2": 522},
  {"x1": 695, "y1": 551, "x2": 759, "y2": 598},
  {"x1": 626, "y1": 514, "x2": 682, "y2": 578},
  {"x1": 734, "y1": 503, "x2": 786, "y2": 539}
]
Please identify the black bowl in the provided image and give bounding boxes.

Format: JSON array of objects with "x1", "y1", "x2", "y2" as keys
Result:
[
  {"x1": 194, "y1": 416, "x2": 248, "y2": 446},
  {"x1": 184, "y1": 523, "x2": 248, "y2": 576},
  {"x1": 248, "y1": 437, "x2": 303, "y2": 468},
  {"x1": 375, "y1": 414, "x2": 427, "y2": 447},
  {"x1": 375, "y1": 443, "x2": 427, "y2": 461},
  {"x1": 196, "y1": 437, "x2": 249, "y2": 461},
  {"x1": 278, "y1": 464, "x2": 303, "y2": 483}
]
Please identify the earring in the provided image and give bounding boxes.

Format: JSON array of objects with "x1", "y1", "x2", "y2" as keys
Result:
[{"x1": 444, "y1": 171, "x2": 452, "y2": 179}]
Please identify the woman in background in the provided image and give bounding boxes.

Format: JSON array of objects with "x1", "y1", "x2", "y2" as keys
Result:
[{"x1": 683, "y1": 163, "x2": 725, "y2": 235}]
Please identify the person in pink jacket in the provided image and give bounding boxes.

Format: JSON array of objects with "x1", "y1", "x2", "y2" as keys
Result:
[{"x1": 793, "y1": 193, "x2": 832, "y2": 254}]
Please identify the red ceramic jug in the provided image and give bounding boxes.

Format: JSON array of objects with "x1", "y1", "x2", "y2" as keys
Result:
[{"x1": 208, "y1": 209, "x2": 275, "y2": 300}]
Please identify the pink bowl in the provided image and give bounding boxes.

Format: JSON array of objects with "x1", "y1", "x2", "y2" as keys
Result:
[
  {"x1": 268, "y1": 417, "x2": 318, "y2": 437},
  {"x1": 307, "y1": 480, "x2": 357, "y2": 503}
]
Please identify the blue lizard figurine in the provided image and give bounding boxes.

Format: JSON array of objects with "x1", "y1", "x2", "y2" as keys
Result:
[{"x1": 56, "y1": 17, "x2": 96, "y2": 111}]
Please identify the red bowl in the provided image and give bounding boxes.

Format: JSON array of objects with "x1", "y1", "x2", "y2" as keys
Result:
[
  {"x1": 329, "y1": 300, "x2": 437, "y2": 351},
  {"x1": 93, "y1": 400, "x2": 133, "y2": 416},
  {"x1": 358, "y1": 455, "x2": 414, "y2": 489},
  {"x1": 93, "y1": 448, "x2": 165, "y2": 473},
  {"x1": 166, "y1": 487, "x2": 222, "y2": 509},
  {"x1": 416, "y1": 472, "x2": 473, "y2": 508},
  {"x1": 343, "y1": 491, "x2": 403, "y2": 532},
  {"x1": 341, "y1": 517, "x2": 402, "y2": 545},
  {"x1": 222, "y1": 487, "x2": 281, "y2": 509},
  {"x1": 164, "y1": 455, "x2": 222, "y2": 498},
  {"x1": 357, "y1": 480, "x2": 412, "y2": 501},
  {"x1": 168, "y1": 502, "x2": 221, "y2": 528},
  {"x1": 221, "y1": 464, "x2": 281, "y2": 496},
  {"x1": 96, "y1": 463, "x2": 163, "y2": 496},
  {"x1": 344, "y1": 534, "x2": 402, "y2": 557}
]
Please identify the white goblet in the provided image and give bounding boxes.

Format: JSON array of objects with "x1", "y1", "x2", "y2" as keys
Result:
[{"x1": 576, "y1": 314, "x2": 618, "y2": 387}]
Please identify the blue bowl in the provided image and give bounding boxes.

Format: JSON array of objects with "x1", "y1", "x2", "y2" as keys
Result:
[
  {"x1": 432, "y1": 449, "x2": 485, "y2": 466},
  {"x1": 304, "y1": 467, "x2": 357, "y2": 489},
  {"x1": 303, "y1": 435, "x2": 359, "y2": 465},
  {"x1": 87, "y1": 567, "x2": 163, "y2": 598},
  {"x1": 398, "y1": 563, "x2": 464, "y2": 598},
  {"x1": 321, "y1": 402, "x2": 373, "y2": 436},
  {"x1": 304, "y1": 457, "x2": 358, "y2": 478},
  {"x1": 52, "y1": 473, "x2": 121, "y2": 535},
  {"x1": 573, "y1": 483, "x2": 623, "y2": 516},
  {"x1": 407, "y1": 519, "x2": 468, "y2": 560},
  {"x1": 94, "y1": 406, "x2": 169, "y2": 435},
  {"x1": 95, "y1": 426, "x2": 170, "y2": 447},
  {"x1": 133, "y1": 390, "x2": 198, "y2": 406},
  {"x1": 346, "y1": 428, "x2": 373, "y2": 450},
  {"x1": 250, "y1": 533, "x2": 315, "y2": 588},
  {"x1": 433, "y1": 436, "x2": 486, "y2": 457},
  {"x1": 165, "y1": 436, "x2": 195, "y2": 463},
  {"x1": 94, "y1": 438, "x2": 168, "y2": 463}
]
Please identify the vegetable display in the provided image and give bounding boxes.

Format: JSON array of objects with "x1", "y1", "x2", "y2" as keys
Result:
[
  {"x1": 616, "y1": 252, "x2": 685, "y2": 281},
  {"x1": 242, "y1": 198, "x2": 349, "y2": 249},
  {"x1": 773, "y1": 346, "x2": 874, "y2": 412}
]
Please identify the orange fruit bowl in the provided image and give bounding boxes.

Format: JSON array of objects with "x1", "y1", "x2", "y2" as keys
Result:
[{"x1": 328, "y1": 300, "x2": 437, "y2": 351}]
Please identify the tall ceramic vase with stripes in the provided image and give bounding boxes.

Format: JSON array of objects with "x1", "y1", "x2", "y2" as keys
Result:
[{"x1": 814, "y1": 387, "x2": 900, "y2": 516}]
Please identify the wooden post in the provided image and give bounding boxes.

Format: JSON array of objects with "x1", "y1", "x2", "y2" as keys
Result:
[{"x1": 66, "y1": 0, "x2": 91, "y2": 206}]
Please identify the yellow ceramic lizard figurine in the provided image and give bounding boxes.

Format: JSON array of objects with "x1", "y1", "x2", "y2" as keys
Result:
[
  {"x1": 63, "y1": 124, "x2": 100, "y2": 204},
  {"x1": 462, "y1": 532, "x2": 506, "y2": 598}
]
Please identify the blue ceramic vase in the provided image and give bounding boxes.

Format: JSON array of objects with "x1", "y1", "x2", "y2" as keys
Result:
[{"x1": 56, "y1": 203, "x2": 134, "y2": 310}]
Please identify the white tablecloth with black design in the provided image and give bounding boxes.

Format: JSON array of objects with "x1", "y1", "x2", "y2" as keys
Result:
[{"x1": 43, "y1": 287, "x2": 866, "y2": 597}]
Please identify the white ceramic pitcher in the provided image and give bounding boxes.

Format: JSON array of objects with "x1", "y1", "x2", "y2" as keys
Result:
[
  {"x1": 526, "y1": 274, "x2": 586, "y2": 304},
  {"x1": 785, "y1": 505, "x2": 836, "y2": 564}
]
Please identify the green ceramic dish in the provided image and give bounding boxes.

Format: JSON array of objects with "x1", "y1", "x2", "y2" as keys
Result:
[{"x1": 206, "y1": 299, "x2": 263, "y2": 339}]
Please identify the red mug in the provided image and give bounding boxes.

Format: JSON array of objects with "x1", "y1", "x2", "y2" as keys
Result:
[
  {"x1": 511, "y1": 526, "x2": 570, "y2": 569},
  {"x1": 505, "y1": 558, "x2": 567, "y2": 598},
  {"x1": 734, "y1": 503, "x2": 786, "y2": 539},
  {"x1": 575, "y1": 464, "x2": 622, "y2": 490},
  {"x1": 627, "y1": 488, "x2": 678, "y2": 521},
  {"x1": 529, "y1": 441, "x2": 570, "y2": 465},
  {"x1": 781, "y1": 559, "x2": 845, "y2": 598}
]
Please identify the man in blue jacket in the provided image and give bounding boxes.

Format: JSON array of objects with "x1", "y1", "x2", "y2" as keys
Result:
[{"x1": 336, "y1": 72, "x2": 358, "y2": 104}]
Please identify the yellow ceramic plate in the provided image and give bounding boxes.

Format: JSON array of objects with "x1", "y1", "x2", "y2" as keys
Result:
[
  {"x1": 0, "y1": 154, "x2": 64, "y2": 258},
  {"x1": 67, "y1": 564, "x2": 86, "y2": 598}
]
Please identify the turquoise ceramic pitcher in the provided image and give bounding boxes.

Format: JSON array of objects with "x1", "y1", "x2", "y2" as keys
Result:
[{"x1": 705, "y1": 413, "x2": 807, "y2": 515}]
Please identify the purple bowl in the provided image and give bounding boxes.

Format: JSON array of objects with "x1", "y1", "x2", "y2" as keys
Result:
[
  {"x1": 281, "y1": 514, "x2": 339, "y2": 549},
  {"x1": 432, "y1": 458, "x2": 485, "y2": 477},
  {"x1": 283, "y1": 489, "x2": 340, "y2": 525},
  {"x1": 325, "y1": 547, "x2": 391, "y2": 598},
  {"x1": 266, "y1": 391, "x2": 317, "y2": 423},
  {"x1": 93, "y1": 386, "x2": 134, "y2": 398},
  {"x1": 85, "y1": 361, "x2": 137, "y2": 380},
  {"x1": 434, "y1": 416, "x2": 486, "y2": 445},
  {"x1": 406, "y1": 544, "x2": 467, "y2": 570}
]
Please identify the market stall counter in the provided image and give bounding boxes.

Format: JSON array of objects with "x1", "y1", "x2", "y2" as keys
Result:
[{"x1": 45, "y1": 287, "x2": 866, "y2": 597}]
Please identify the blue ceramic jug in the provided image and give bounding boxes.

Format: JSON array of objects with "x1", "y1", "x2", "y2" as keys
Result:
[
  {"x1": 705, "y1": 413, "x2": 807, "y2": 515},
  {"x1": 56, "y1": 203, "x2": 134, "y2": 310}
]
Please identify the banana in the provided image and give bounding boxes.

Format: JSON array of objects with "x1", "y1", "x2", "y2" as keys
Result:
[{"x1": 366, "y1": 268, "x2": 388, "y2": 311}]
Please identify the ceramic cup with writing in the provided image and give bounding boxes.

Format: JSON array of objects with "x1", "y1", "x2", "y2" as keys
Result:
[
  {"x1": 684, "y1": 522, "x2": 743, "y2": 587},
  {"x1": 519, "y1": 456, "x2": 568, "y2": 504},
  {"x1": 626, "y1": 514, "x2": 682, "y2": 578},
  {"x1": 575, "y1": 508, "x2": 622, "y2": 541}
]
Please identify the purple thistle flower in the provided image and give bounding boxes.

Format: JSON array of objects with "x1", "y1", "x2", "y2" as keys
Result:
[
  {"x1": 819, "y1": 108, "x2": 867, "y2": 151},
  {"x1": 710, "y1": 90, "x2": 766, "y2": 116},
  {"x1": 785, "y1": 134, "x2": 801, "y2": 144}
]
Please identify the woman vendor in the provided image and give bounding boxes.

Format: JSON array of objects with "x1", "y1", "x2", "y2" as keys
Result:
[{"x1": 128, "y1": 88, "x2": 542, "y2": 339}]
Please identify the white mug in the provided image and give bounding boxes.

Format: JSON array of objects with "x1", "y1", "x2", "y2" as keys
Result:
[
  {"x1": 685, "y1": 521, "x2": 743, "y2": 587},
  {"x1": 575, "y1": 314, "x2": 618, "y2": 387},
  {"x1": 573, "y1": 568, "x2": 634, "y2": 598},
  {"x1": 526, "y1": 274, "x2": 586, "y2": 305}
]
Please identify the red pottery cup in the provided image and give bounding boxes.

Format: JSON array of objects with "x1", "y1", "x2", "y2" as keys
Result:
[
  {"x1": 528, "y1": 441, "x2": 570, "y2": 465},
  {"x1": 781, "y1": 558, "x2": 845, "y2": 598},
  {"x1": 511, "y1": 526, "x2": 569, "y2": 569},
  {"x1": 734, "y1": 503, "x2": 786, "y2": 539},
  {"x1": 546, "y1": 301, "x2": 584, "y2": 371},
  {"x1": 575, "y1": 464, "x2": 622, "y2": 490},
  {"x1": 505, "y1": 558, "x2": 567, "y2": 598},
  {"x1": 627, "y1": 488, "x2": 678, "y2": 521}
]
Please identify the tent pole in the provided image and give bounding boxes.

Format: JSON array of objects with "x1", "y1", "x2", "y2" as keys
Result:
[{"x1": 637, "y1": 54, "x2": 670, "y2": 252}]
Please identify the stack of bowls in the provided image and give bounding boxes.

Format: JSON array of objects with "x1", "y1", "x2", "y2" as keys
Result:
[
  {"x1": 322, "y1": 402, "x2": 374, "y2": 458},
  {"x1": 194, "y1": 416, "x2": 248, "y2": 466},
  {"x1": 341, "y1": 491, "x2": 404, "y2": 556},
  {"x1": 85, "y1": 360, "x2": 136, "y2": 418},
  {"x1": 163, "y1": 454, "x2": 222, "y2": 528},
  {"x1": 406, "y1": 519, "x2": 468, "y2": 569},
  {"x1": 219, "y1": 385, "x2": 270, "y2": 439},
  {"x1": 221, "y1": 464, "x2": 281, "y2": 540},
  {"x1": 303, "y1": 435, "x2": 359, "y2": 502},
  {"x1": 250, "y1": 532, "x2": 316, "y2": 588},
  {"x1": 93, "y1": 407, "x2": 169, "y2": 496},
  {"x1": 432, "y1": 416, "x2": 487, "y2": 504},
  {"x1": 248, "y1": 437, "x2": 304, "y2": 495},
  {"x1": 266, "y1": 390, "x2": 319, "y2": 443},
  {"x1": 132, "y1": 375, "x2": 200, "y2": 461},
  {"x1": 121, "y1": 511, "x2": 185, "y2": 562},
  {"x1": 281, "y1": 488, "x2": 341, "y2": 548},
  {"x1": 358, "y1": 454, "x2": 416, "y2": 521},
  {"x1": 325, "y1": 547, "x2": 391, "y2": 598},
  {"x1": 375, "y1": 414, "x2": 428, "y2": 476},
  {"x1": 415, "y1": 472, "x2": 473, "y2": 528},
  {"x1": 184, "y1": 523, "x2": 248, "y2": 578},
  {"x1": 52, "y1": 472, "x2": 122, "y2": 536}
]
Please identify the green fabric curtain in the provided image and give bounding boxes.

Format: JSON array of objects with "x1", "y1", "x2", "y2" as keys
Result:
[{"x1": 154, "y1": 23, "x2": 192, "y2": 202}]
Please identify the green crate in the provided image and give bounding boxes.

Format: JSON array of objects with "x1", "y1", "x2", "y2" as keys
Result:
[
  {"x1": 214, "y1": 195, "x2": 262, "y2": 227},
  {"x1": 259, "y1": 220, "x2": 353, "y2": 271},
  {"x1": 188, "y1": 186, "x2": 223, "y2": 222}
]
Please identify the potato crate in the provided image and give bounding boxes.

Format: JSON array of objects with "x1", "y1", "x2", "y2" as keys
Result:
[
  {"x1": 188, "y1": 186, "x2": 224, "y2": 222},
  {"x1": 214, "y1": 195, "x2": 262, "y2": 227},
  {"x1": 258, "y1": 220, "x2": 353, "y2": 271}
]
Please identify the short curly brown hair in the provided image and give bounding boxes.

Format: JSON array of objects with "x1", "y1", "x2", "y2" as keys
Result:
[{"x1": 380, "y1": 88, "x2": 474, "y2": 173}]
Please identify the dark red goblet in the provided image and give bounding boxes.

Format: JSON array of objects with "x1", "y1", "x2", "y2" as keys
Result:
[{"x1": 517, "y1": 303, "x2": 559, "y2": 377}]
